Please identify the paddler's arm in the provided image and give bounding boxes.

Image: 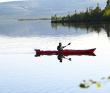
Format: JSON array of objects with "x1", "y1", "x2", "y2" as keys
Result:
[{"x1": 62, "y1": 46, "x2": 66, "y2": 48}]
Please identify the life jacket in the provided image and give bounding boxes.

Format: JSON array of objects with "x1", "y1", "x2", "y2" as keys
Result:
[{"x1": 57, "y1": 45, "x2": 63, "y2": 51}]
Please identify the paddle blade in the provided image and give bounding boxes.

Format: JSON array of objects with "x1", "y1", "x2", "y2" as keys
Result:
[
  {"x1": 69, "y1": 58, "x2": 72, "y2": 61},
  {"x1": 68, "y1": 43, "x2": 71, "y2": 45}
]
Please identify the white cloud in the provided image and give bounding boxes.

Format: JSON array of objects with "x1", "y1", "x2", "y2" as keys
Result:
[
  {"x1": 12, "y1": 5, "x2": 31, "y2": 12},
  {"x1": 0, "y1": 0, "x2": 27, "y2": 3}
]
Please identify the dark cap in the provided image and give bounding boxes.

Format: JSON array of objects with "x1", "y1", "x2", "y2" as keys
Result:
[{"x1": 59, "y1": 42, "x2": 61, "y2": 44}]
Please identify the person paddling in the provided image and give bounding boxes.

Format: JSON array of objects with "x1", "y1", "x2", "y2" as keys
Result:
[{"x1": 57, "y1": 42, "x2": 66, "y2": 51}]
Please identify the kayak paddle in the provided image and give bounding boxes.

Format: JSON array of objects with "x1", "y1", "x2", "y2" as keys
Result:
[
  {"x1": 67, "y1": 42, "x2": 71, "y2": 46},
  {"x1": 64, "y1": 42, "x2": 71, "y2": 48},
  {"x1": 64, "y1": 57, "x2": 72, "y2": 61}
]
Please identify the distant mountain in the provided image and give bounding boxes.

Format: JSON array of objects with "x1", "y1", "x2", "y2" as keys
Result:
[{"x1": 0, "y1": 0, "x2": 106, "y2": 20}]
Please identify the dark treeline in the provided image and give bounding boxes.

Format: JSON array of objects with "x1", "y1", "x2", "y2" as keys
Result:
[
  {"x1": 18, "y1": 18, "x2": 51, "y2": 21},
  {"x1": 51, "y1": 22, "x2": 110, "y2": 37},
  {"x1": 51, "y1": 1, "x2": 110, "y2": 23}
]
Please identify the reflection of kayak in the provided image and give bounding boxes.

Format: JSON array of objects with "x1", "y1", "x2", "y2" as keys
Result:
[{"x1": 35, "y1": 48, "x2": 96, "y2": 56}]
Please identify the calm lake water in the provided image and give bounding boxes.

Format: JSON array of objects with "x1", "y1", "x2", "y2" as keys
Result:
[{"x1": 0, "y1": 20, "x2": 110, "y2": 93}]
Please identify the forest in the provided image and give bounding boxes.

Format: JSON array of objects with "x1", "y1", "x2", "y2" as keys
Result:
[{"x1": 51, "y1": 2, "x2": 110, "y2": 23}]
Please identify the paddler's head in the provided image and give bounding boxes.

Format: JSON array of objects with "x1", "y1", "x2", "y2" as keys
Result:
[{"x1": 59, "y1": 42, "x2": 62, "y2": 46}]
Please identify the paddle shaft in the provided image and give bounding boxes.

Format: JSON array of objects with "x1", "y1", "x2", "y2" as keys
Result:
[
  {"x1": 64, "y1": 57, "x2": 72, "y2": 61},
  {"x1": 64, "y1": 43, "x2": 71, "y2": 48}
]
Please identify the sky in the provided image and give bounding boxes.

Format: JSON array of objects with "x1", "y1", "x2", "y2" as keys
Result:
[{"x1": 0, "y1": 0, "x2": 107, "y2": 20}]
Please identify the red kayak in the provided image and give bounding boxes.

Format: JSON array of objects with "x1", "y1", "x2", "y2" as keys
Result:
[{"x1": 35, "y1": 48, "x2": 96, "y2": 56}]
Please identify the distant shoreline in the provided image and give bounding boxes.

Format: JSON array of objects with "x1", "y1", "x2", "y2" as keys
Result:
[{"x1": 18, "y1": 18, "x2": 51, "y2": 21}]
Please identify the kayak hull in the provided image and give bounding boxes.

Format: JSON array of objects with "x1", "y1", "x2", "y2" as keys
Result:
[{"x1": 35, "y1": 48, "x2": 96, "y2": 56}]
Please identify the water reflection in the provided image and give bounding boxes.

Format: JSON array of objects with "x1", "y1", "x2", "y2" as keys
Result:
[
  {"x1": 57, "y1": 55, "x2": 72, "y2": 62},
  {"x1": 51, "y1": 22, "x2": 110, "y2": 37},
  {"x1": 35, "y1": 53, "x2": 95, "y2": 62},
  {"x1": 0, "y1": 21, "x2": 110, "y2": 38}
]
